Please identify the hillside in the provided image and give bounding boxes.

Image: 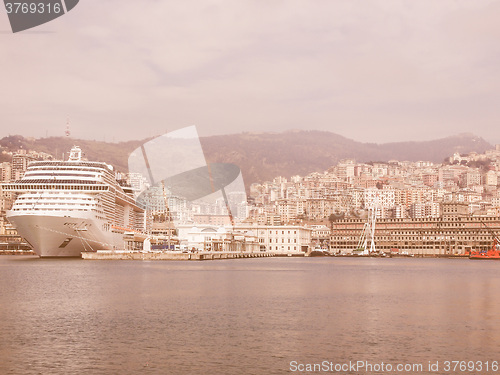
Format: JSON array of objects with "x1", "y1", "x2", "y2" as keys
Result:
[
  {"x1": 201, "y1": 131, "x2": 492, "y2": 184},
  {"x1": 0, "y1": 132, "x2": 492, "y2": 186}
]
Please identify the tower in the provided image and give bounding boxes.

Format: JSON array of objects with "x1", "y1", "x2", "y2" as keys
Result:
[{"x1": 65, "y1": 118, "x2": 70, "y2": 137}]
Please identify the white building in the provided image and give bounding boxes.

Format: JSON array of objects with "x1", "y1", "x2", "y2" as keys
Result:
[
  {"x1": 237, "y1": 224, "x2": 312, "y2": 253},
  {"x1": 364, "y1": 188, "x2": 395, "y2": 209},
  {"x1": 176, "y1": 225, "x2": 258, "y2": 252},
  {"x1": 485, "y1": 170, "x2": 498, "y2": 187}
]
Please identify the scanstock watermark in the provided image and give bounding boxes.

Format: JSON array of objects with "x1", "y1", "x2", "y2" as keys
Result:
[
  {"x1": 289, "y1": 360, "x2": 500, "y2": 373},
  {"x1": 291, "y1": 360, "x2": 425, "y2": 373},
  {"x1": 3, "y1": 0, "x2": 79, "y2": 33}
]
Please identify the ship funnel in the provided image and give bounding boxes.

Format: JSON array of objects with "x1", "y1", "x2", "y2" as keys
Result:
[{"x1": 68, "y1": 146, "x2": 82, "y2": 161}]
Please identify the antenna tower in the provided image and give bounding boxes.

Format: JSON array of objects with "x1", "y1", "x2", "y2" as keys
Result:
[{"x1": 65, "y1": 117, "x2": 71, "y2": 137}]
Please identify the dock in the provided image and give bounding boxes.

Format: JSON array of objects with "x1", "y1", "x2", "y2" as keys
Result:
[{"x1": 81, "y1": 250, "x2": 276, "y2": 261}]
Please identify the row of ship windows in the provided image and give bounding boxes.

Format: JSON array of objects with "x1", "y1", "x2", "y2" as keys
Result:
[
  {"x1": 30, "y1": 162, "x2": 105, "y2": 168},
  {"x1": 17, "y1": 197, "x2": 94, "y2": 201},
  {"x1": 18, "y1": 191, "x2": 95, "y2": 195},
  {"x1": 24, "y1": 173, "x2": 100, "y2": 178},
  {"x1": 13, "y1": 208, "x2": 89, "y2": 211},
  {"x1": 8, "y1": 186, "x2": 107, "y2": 191},
  {"x1": 15, "y1": 202, "x2": 95, "y2": 206},
  {"x1": 29, "y1": 165, "x2": 104, "y2": 171}
]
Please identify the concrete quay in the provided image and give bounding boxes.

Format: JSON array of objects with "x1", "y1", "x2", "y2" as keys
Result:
[
  {"x1": 81, "y1": 250, "x2": 275, "y2": 261},
  {"x1": 0, "y1": 250, "x2": 36, "y2": 256}
]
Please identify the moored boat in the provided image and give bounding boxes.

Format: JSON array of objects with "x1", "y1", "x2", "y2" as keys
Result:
[
  {"x1": 468, "y1": 238, "x2": 500, "y2": 260},
  {"x1": 2, "y1": 146, "x2": 145, "y2": 257}
]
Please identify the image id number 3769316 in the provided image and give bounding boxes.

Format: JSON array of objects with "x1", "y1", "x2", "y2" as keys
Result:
[
  {"x1": 5, "y1": 2, "x2": 62, "y2": 14},
  {"x1": 443, "y1": 361, "x2": 499, "y2": 372}
]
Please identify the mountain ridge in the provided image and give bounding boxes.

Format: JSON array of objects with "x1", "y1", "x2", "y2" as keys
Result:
[{"x1": 0, "y1": 131, "x2": 492, "y2": 186}]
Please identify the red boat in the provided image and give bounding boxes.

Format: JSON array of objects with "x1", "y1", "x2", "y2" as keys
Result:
[{"x1": 469, "y1": 238, "x2": 500, "y2": 260}]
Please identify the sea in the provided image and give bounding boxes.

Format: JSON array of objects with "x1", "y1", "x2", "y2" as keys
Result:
[{"x1": 1, "y1": 256, "x2": 499, "y2": 375}]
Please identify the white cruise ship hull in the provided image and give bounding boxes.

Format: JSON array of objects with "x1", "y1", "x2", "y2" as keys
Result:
[
  {"x1": 2, "y1": 146, "x2": 146, "y2": 257},
  {"x1": 7, "y1": 212, "x2": 123, "y2": 258}
]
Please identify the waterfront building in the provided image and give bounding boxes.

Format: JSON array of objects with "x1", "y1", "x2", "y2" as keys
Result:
[
  {"x1": 311, "y1": 225, "x2": 331, "y2": 248},
  {"x1": 0, "y1": 219, "x2": 31, "y2": 252},
  {"x1": 237, "y1": 224, "x2": 312, "y2": 253},
  {"x1": 175, "y1": 224, "x2": 259, "y2": 252},
  {"x1": 330, "y1": 210, "x2": 499, "y2": 255}
]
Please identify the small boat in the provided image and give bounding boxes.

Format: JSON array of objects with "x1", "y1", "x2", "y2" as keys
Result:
[
  {"x1": 309, "y1": 248, "x2": 330, "y2": 257},
  {"x1": 469, "y1": 238, "x2": 500, "y2": 260}
]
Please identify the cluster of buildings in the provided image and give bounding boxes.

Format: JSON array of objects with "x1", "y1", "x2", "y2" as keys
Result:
[
  {"x1": 2, "y1": 143, "x2": 500, "y2": 256},
  {"x1": 245, "y1": 145, "x2": 500, "y2": 254},
  {"x1": 248, "y1": 147, "x2": 500, "y2": 223}
]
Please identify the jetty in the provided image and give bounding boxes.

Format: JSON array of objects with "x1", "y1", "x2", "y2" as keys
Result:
[{"x1": 81, "y1": 250, "x2": 275, "y2": 261}]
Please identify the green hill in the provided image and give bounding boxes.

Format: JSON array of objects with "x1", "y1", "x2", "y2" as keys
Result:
[{"x1": 0, "y1": 132, "x2": 492, "y2": 186}]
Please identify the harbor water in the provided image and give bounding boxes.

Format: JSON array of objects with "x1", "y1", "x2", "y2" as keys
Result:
[{"x1": 1, "y1": 256, "x2": 499, "y2": 374}]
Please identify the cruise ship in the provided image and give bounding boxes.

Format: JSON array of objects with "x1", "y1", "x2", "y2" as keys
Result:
[{"x1": 3, "y1": 146, "x2": 145, "y2": 257}]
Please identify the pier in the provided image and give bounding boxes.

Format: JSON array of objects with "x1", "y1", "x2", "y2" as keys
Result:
[{"x1": 81, "y1": 250, "x2": 275, "y2": 261}]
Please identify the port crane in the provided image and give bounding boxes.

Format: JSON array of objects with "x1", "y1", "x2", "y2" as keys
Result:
[
  {"x1": 480, "y1": 220, "x2": 500, "y2": 244},
  {"x1": 160, "y1": 180, "x2": 174, "y2": 250}
]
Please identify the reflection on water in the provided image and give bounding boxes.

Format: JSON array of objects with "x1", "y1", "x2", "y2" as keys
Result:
[{"x1": 1, "y1": 257, "x2": 499, "y2": 374}]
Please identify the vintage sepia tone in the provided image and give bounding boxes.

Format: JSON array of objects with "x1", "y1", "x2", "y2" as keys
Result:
[{"x1": 1, "y1": 1, "x2": 500, "y2": 375}]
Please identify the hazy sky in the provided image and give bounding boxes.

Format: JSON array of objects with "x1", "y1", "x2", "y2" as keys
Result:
[{"x1": 1, "y1": 0, "x2": 500, "y2": 143}]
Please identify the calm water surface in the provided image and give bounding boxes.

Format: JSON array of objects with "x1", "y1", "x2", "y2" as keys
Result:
[{"x1": 1, "y1": 256, "x2": 499, "y2": 374}]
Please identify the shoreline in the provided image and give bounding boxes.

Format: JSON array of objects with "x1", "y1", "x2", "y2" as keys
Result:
[{"x1": 0, "y1": 251, "x2": 473, "y2": 260}]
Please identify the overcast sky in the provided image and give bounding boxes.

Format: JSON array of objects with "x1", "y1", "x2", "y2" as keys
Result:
[{"x1": 1, "y1": 0, "x2": 500, "y2": 143}]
